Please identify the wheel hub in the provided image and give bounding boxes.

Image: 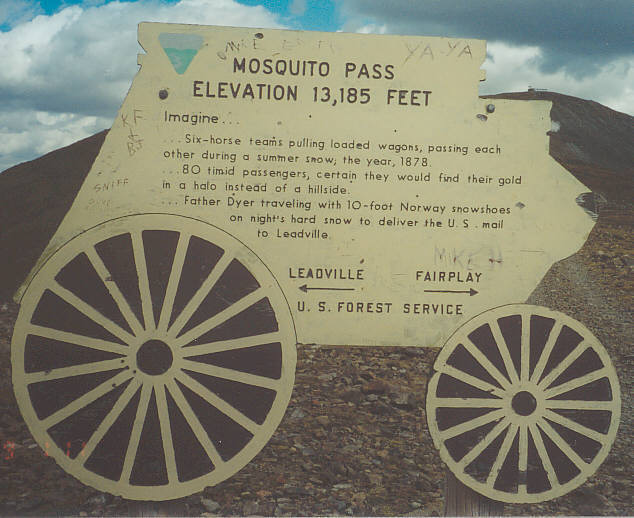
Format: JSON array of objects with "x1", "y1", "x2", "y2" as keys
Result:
[
  {"x1": 511, "y1": 390, "x2": 537, "y2": 416},
  {"x1": 136, "y1": 339, "x2": 173, "y2": 375}
]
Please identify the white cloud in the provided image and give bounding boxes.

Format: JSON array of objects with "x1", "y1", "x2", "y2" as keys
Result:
[
  {"x1": 0, "y1": 0, "x2": 284, "y2": 171},
  {"x1": 480, "y1": 42, "x2": 634, "y2": 115},
  {"x1": 0, "y1": 110, "x2": 109, "y2": 157},
  {"x1": 355, "y1": 23, "x2": 388, "y2": 35},
  {"x1": 0, "y1": 0, "x2": 40, "y2": 28}
]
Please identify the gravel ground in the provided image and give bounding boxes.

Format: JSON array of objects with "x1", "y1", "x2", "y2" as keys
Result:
[{"x1": 0, "y1": 217, "x2": 631, "y2": 516}]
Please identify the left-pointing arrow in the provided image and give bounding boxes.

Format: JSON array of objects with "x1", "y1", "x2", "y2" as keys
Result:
[{"x1": 299, "y1": 284, "x2": 355, "y2": 293}]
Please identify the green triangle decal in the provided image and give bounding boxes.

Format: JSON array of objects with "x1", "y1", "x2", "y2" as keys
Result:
[{"x1": 159, "y1": 33, "x2": 204, "y2": 75}]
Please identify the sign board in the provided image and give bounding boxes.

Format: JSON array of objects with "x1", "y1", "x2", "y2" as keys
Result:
[{"x1": 15, "y1": 23, "x2": 594, "y2": 347}]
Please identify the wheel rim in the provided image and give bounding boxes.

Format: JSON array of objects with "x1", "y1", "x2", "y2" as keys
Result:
[
  {"x1": 426, "y1": 304, "x2": 620, "y2": 503},
  {"x1": 12, "y1": 214, "x2": 296, "y2": 500}
]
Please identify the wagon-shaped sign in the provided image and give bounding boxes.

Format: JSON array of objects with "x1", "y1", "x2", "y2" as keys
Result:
[{"x1": 11, "y1": 23, "x2": 620, "y2": 503}]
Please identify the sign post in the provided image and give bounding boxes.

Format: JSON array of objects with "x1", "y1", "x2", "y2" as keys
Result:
[{"x1": 444, "y1": 469, "x2": 504, "y2": 516}]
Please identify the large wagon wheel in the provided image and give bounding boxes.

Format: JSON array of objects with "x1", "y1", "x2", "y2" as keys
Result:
[
  {"x1": 426, "y1": 304, "x2": 620, "y2": 503},
  {"x1": 12, "y1": 214, "x2": 296, "y2": 500}
]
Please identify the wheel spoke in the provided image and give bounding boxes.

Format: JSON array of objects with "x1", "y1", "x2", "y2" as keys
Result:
[
  {"x1": 518, "y1": 423, "x2": 528, "y2": 474},
  {"x1": 168, "y1": 252, "x2": 234, "y2": 339},
  {"x1": 543, "y1": 409, "x2": 606, "y2": 443},
  {"x1": 430, "y1": 397, "x2": 505, "y2": 409},
  {"x1": 157, "y1": 233, "x2": 190, "y2": 334},
  {"x1": 520, "y1": 311, "x2": 530, "y2": 382},
  {"x1": 27, "y1": 325, "x2": 128, "y2": 355},
  {"x1": 182, "y1": 332, "x2": 282, "y2": 357},
  {"x1": 543, "y1": 367, "x2": 609, "y2": 399},
  {"x1": 486, "y1": 423, "x2": 518, "y2": 486},
  {"x1": 41, "y1": 370, "x2": 133, "y2": 429},
  {"x1": 441, "y1": 365, "x2": 506, "y2": 398},
  {"x1": 181, "y1": 359, "x2": 281, "y2": 391},
  {"x1": 439, "y1": 408, "x2": 506, "y2": 440},
  {"x1": 120, "y1": 383, "x2": 152, "y2": 483},
  {"x1": 463, "y1": 336, "x2": 512, "y2": 389},
  {"x1": 176, "y1": 372, "x2": 261, "y2": 435},
  {"x1": 79, "y1": 381, "x2": 139, "y2": 464},
  {"x1": 85, "y1": 246, "x2": 144, "y2": 336},
  {"x1": 155, "y1": 383, "x2": 177, "y2": 484},
  {"x1": 530, "y1": 321, "x2": 563, "y2": 383},
  {"x1": 488, "y1": 320, "x2": 520, "y2": 384},
  {"x1": 538, "y1": 340, "x2": 591, "y2": 389},
  {"x1": 131, "y1": 231, "x2": 155, "y2": 331},
  {"x1": 173, "y1": 288, "x2": 266, "y2": 349},
  {"x1": 458, "y1": 418, "x2": 510, "y2": 468},
  {"x1": 166, "y1": 380, "x2": 224, "y2": 468},
  {"x1": 537, "y1": 417, "x2": 588, "y2": 471},
  {"x1": 25, "y1": 358, "x2": 128, "y2": 384},
  {"x1": 545, "y1": 400, "x2": 615, "y2": 410},
  {"x1": 529, "y1": 422, "x2": 558, "y2": 490},
  {"x1": 50, "y1": 281, "x2": 136, "y2": 344}
]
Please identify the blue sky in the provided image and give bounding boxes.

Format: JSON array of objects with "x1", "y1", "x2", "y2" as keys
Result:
[
  {"x1": 0, "y1": 0, "x2": 632, "y2": 171},
  {"x1": 4, "y1": 0, "x2": 341, "y2": 31},
  {"x1": 236, "y1": 0, "x2": 339, "y2": 31}
]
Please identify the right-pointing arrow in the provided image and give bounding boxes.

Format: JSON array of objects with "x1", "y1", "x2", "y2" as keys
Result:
[{"x1": 424, "y1": 288, "x2": 479, "y2": 296}]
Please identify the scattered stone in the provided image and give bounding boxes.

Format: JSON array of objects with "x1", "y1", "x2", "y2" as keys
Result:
[
  {"x1": 289, "y1": 408, "x2": 306, "y2": 419},
  {"x1": 361, "y1": 380, "x2": 390, "y2": 394},
  {"x1": 201, "y1": 498, "x2": 220, "y2": 513},
  {"x1": 87, "y1": 494, "x2": 108, "y2": 506},
  {"x1": 367, "y1": 473, "x2": 383, "y2": 486},
  {"x1": 242, "y1": 500, "x2": 259, "y2": 515},
  {"x1": 340, "y1": 389, "x2": 364, "y2": 404},
  {"x1": 316, "y1": 415, "x2": 330, "y2": 426},
  {"x1": 371, "y1": 401, "x2": 395, "y2": 415},
  {"x1": 327, "y1": 496, "x2": 347, "y2": 513},
  {"x1": 341, "y1": 443, "x2": 361, "y2": 454},
  {"x1": 390, "y1": 389, "x2": 416, "y2": 409}
]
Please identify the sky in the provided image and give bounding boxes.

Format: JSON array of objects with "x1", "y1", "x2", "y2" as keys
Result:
[{"x1": 0, "y1": 0, "x2": 632, "y2": 171}]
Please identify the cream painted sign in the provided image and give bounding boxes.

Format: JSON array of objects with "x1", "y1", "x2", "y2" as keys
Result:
[
  {"x1": 17, "y1": 23, "x2": 593, "y2": 347},
  {"x1": 11, "y1": 23, "x2": 608, "y2": 502}
]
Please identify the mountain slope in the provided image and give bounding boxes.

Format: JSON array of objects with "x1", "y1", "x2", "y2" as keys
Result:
[
  {"x1": 484, "y1": 91, "x2": 633, "y2": 205},
  {"x1": 0, "y1": 131, "x2": 107, "y2": 299}
]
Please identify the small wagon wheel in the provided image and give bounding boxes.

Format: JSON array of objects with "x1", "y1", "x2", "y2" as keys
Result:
[
  {"x1": 12, "y1": 214, "x2": 296, "y2": 500},
  {"x1": 426, "y1": 304, "x2": 620, "y2": 503}
]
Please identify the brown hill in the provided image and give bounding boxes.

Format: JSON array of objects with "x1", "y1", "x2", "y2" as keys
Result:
[
  {"x1": 0, "y1": 131, "x2": 107, "y2": 300},
  {"x1": 0, "y1": 92, "x2": 632, "y2": 300},
  {"x1": 484, "y1": 91, "x2": 633, "y2": 206}
]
